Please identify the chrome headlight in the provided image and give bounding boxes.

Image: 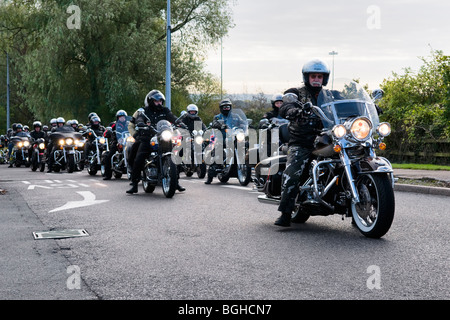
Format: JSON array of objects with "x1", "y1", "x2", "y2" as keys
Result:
[
  {"x1": 350, "y1": 117, "x2": 372, "y2": 141},
  {"x1": 59, "y1": 139, "x2": 65, "y2": 146},
  {"x1": 18, "y1": 142, "x2": 23, "y2": 147},
  {"x1": 332, "y1": 125, "x2": 347, "y2": 139},
  {"x1": 39, "y1": 143, "x2": 46, "y2": 149},
  {"x1": 24, "y1": 141, "x2": 30, "y2": 147},
  {"x1": 236, "y1": 131, "x2": 245, "y2": 142},
  {"x1": 98, "y1": 137, "x2": 106, "y2": 145},
  {"x1": 65, "y1": 138, "x2": 74, "y2": 145},
  {"x1": 194, "y1": 136, "x2": 204, "y2": 145},
  {"x1": 161, "y1": 130, "x2": 173, "y2": 142},
  {"x1": 75, "y1": 140, "x2": 85, "y2": 147},
  {"x1": 377, "y1": 122, "x2": 391, "y2": 137},
  {"x1": 126, "y1": 136, "x2": 135, "y2": 143}
]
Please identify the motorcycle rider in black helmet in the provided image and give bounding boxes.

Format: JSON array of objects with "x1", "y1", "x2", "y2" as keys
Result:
[
  {"x1": 83, "y1": 115, "x2": 106, "y2": 166},
  {"x1": 274, "y1": 58, "x2": 329, "y2": 227},
  {"x1": 102, "y1": 110, "x2": 128, "y2": 180},
  {"x1": 204, "y1": 98, "x2": 247, "y2": 184},
  {"x1": 126, "y1": 89, "x2": 185, "y2": 194}
]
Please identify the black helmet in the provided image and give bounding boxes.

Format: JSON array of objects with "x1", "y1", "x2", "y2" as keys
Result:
[
  {"x1": 302, "y1": 59, "x2": 330, "y2": 87},
  {"x1": 145, "y1": 90, "x2": 165, "y2": 109},
  {"x1": 219, "y1": 98, "x2": 232, "y2": 116}
]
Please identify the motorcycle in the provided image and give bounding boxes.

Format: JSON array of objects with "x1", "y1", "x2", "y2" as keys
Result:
[
  {"x1": 48, "y1": 131, "x2": 85, "y2": 173},
  {"x1": 0, "y1": 135, "x2": 8, "y2": 164},
  {"x1": 205, "y1": 109, "x2": 253, "y2": 186},
  {"x1": 84, "y1": 129, "x2": 109, "y2": 176},
  {"x1": 101, "y1": 118, "x2": 131, "y2": 179},
  {"x1": 255, "y1": 79, "x2": 395, "y2": 238},
  {"x1": 176, "y1": 128, "x2": 208, "y2": 179},
  {"x1": 30, "y1": 138, "x2": 47, "y2": 172},
  {"x1": 9, "y1": 135, "x2": 31, "y2": 167}
]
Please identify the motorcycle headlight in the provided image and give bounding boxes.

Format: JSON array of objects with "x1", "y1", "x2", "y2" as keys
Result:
[
  {"x1": 161, "y1": 130, "x2": 173, "y2": 142},
  {"x1": 99, "y1": 137, "x2": 106, "y2": 144},
  {"x1": 194, "y1": 136, "x2": 204, "y2": 145},
  {"x1": 65, "y1": 138, "x2": 74, "y2": 145},
  {"x1": 377, "y1": 122, "x2": 391, "y2": 137},
  {"x1": 332, "y1": 125, "x2": 347, "y2": 139},
  {"x1": 350, "y1": 118, "x2": 372, "y2": 141},
  {"x1": 18, "y1": 142, "x2": 23, "y2": 147},
  {"x1": 59, "y1": 139, "x2": 65, "y2": 146},
  {"x1": 24, "y1": 141, "x2": 30, "y2": 147},
  {"x1": 236, "y1": 131, "x2": 246, "y2": 142},
  {"x1": 126, "y1": 136, "x2": 135, "y2": 143},
  {"x1": 75, "y1": 140, "x2": 85, "y2": 147},
  {"x1": 39, "y1": 143, "x2": 46, "y2": 149}
]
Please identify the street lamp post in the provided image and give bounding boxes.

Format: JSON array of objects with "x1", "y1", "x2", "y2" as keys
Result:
[
  {"x1": 220, "y1": 37, "x2": 223, "y2": 100},
  {"x1": 165, "y1": 0, "x2": 171, "y2": 110},
  {"x1": 329, "y1": 50, "x2": 338, "y2": 89},
  {"x1": 6, "y1": 51, "x2": 10, "y2": 129}
]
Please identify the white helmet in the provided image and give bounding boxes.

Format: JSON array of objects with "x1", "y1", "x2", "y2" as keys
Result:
[{"x1": 186, "y1": 104, "x2": 198, "y2": 119}]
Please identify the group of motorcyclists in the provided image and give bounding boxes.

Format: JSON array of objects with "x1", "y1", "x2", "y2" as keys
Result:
[{"x1": 2, "y1": 58, "x2": 371, "y2": 229}]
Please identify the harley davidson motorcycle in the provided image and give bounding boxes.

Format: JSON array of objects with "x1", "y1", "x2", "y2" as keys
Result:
[
  {"x1": 255, "y1": 79, "x2": 395, "y2": 238},
  {"x1": 101, "y1": 118, "x2": 131, "y2": 179},
  {"x1": 176, "y1": 128, "x2": 208, "y2": 179},
  {"x1": 131, "y1": 109, "x2": 181, "y2": 198},
  {"x1": 9, "y1": 135, "x2": 31, "y2": 167},
  {"x1": 48, "y1": 131, "x2": 85, "y2": 173},
  {"x1": 84, "y1": 129, "x2": 109, "y2": 176},
  {"x1": 30, "y1": 138, "x2": 47, "y2": 172},
  {"x1": 205, "y1": 109, "x2": 253, "y2": 186}
]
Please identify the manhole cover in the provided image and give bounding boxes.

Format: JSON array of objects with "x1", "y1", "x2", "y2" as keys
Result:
[{"x1": 33, "y1": 229, "x2": 89, "y2": 240}]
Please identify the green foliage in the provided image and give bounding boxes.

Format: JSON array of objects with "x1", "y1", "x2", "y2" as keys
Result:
[
  {"x1": 0, "y1": 0, "x2": 233, "y2": 127},
  {"x1": 379, "y1": 49, "x2": 450, "y2": 158}
]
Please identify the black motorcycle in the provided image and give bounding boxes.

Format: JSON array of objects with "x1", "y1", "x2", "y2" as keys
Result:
[
  {"x1": 48, "y1": 131, "x2": 84, "y2": 173},
  {"x1": 204, "y1": 109, "x2": 252, "y2": 186},
  {"x1": 84, "y1": 129, "x2": 109, "y2": 176},
  {"x1": 255, "y1": 79, "x2": 395, "y2": 238},
  {"x1": 101, "y1": 119, "x2": 131, "y2": 179},
  {"x1": 9, "y1": 136, "x2": 31, "y2": 167},
  {"x1": 30, "y1": 138, "x2": 46, "y2": 172},
  {"x1": 176, "y1": 128, "x2": 208, "y2": 179}
]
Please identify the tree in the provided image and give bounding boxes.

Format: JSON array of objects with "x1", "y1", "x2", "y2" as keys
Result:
[{"x1": 0, "y1": 0, "x2": 234, "y2": 126}]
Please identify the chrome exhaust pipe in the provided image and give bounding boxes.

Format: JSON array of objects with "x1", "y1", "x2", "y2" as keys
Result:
[{"x1": 257, "y1": 194, "x2": 281, "y2": 205}]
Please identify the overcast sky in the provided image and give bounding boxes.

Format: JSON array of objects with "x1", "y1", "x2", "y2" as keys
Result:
[{"x1": 204, "y1": 0, "x2": 450, "y2": 94}]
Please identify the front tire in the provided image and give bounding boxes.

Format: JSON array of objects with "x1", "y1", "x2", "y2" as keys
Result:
[
  {"x1": 351, "y1": 174, "x2": 395, "y2": 238},
  {"x1": 162, "y1": 156, "x2": 177, "y2": 198}
]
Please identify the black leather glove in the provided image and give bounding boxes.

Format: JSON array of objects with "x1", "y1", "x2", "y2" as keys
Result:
[{"x1": 285, "y1": 107, "x2": 303, "y2": 120}]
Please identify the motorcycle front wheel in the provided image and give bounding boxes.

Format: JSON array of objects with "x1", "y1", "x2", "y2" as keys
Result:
[
  {"x1": 197, "y1": 163, "x2": 206, "y2": 179},
  {"x1": 351, "y1": 174, "x2": 395, "y2": 238},
  {"x1": 31, "y1": 152, "x2": 38, "y2": 172},
  {"x1": 67, "y1": 154, "x2": 76, "y2": 173},
  {"x1": 237, "y1": 163, "x2": 252, "y2": 186},
  {"x1": 162, "y1": 156, "x2": 177, "y2": 198}
]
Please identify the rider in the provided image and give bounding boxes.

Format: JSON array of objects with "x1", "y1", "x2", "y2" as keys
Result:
[
  {"x1": 8, "y1": 124, "x2": 30, "y2": 167},
  {"x1": 46, "y1": 117, "x2": 75, "y2": 172},
  {"x1": 181, "y1": 104, "x2": 207, "y2": 132},
  {"x1": 102, "y1": 110, "x2": 128, "y2": 180},
  {"x1": 204, "y1": 98, "x2": 247, "y2": 184},
  {"x1": 83, "y1": 115, "x2": 106, "y2": 166},
  {"x1": 126, "y1": 89, "x2": 185, "y2": 194},
  {"x1": 261, "y1": 93, "x2": 284, "y2": 123},
  {"x1": 274, "y1": 58, "x2": 329, "y2": 227},
  {"x1": 30, "y1": 121, "x2": 46, "y2": 141}
]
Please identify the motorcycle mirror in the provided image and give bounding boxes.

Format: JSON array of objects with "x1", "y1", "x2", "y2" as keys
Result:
[
  {"x1": 372, "y1": 88, "x2": 384, "y2": 101},
  {"x1": 247, "y1": 119, "x2": 253, "y2": 125},
  {"x1": 137, "y1": 108, "x2": 145, "y2": 113},
  {"x1": 259, "y1": 119, "x2": 269, "y2": 125}
]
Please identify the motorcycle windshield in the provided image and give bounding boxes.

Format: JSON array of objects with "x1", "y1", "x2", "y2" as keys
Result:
[
  {"x1": 317, "y1": 79, "x2": 380, "y2": 130},
  {"x1": 228, "y1": 108, "x2": 249, "y2": 134},
  {"x1": 115, "y1": 118, "x2": 130, "y2": 143}
]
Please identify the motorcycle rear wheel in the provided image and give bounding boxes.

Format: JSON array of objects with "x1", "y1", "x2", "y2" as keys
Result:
[{"x1": 351, "y1": 174, "x2": 395, "y2": 238}]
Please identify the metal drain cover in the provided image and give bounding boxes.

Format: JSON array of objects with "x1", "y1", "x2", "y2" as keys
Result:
[{"x1": 33, "y1": 229, "x2": 89, "y2": 240}]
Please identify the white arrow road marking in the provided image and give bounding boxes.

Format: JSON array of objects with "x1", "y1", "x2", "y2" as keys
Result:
[{"x1": 49, "y1": 191, "x2": 109, "y2": 213}]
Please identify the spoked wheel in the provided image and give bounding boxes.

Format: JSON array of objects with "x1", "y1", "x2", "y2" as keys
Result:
[
  {"x1": 351, "y1": 174, "x2": 395, "y2": 238},
  {"x1": 162, "y1": 156, "x2": 177, "y2": 198},
  {"x1": 67, "y1": 154, "x2": 76, "y2": 173},
  {"x1": 218, "y1": 164, "x2": 231, "y2": 183},
  {"x1": 237, "y1": 163, "x2": 252, "y2": 186},
  {"x1": 142, "y1": 169, "x2": 156, "y2": 193}
]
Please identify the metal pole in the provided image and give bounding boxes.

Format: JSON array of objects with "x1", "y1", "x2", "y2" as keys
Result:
[
  {"x1": 329, "y1": 50, "x2": 338, "y2": 90},
  {"x1": 165, "y1": 0, "x2": 171, "y2": 110},
  {"x1": 6, "y1": 52, "x2": 10, "y2": 129},
  {"x1": 220, "y1": 37, "x2": 223, "y2": 100}
]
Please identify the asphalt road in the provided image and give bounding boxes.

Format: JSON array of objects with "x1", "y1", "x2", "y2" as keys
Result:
[{"x1": 0, "y1": 165, "x2": 449, "y2": 301}]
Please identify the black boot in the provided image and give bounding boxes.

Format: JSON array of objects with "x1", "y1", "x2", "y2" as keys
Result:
[
  {"x1": 204, "y1": 175, "x2": 213, "y2": 185},
  {"x1": 274, "y1": 212, "x2": 291, "y2": 227},
  {"x1": 176, "y1": 183, "x2": 185, "y2": 192},
  {"x1": 126, "y1": 181, "x2": 138, "y2": 194}
]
